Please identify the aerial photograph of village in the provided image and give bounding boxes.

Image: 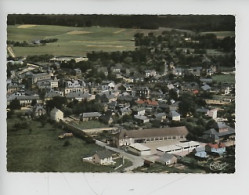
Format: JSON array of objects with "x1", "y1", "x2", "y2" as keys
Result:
[{"x1": 6, "y1": 14, "x2": 235, "y2": 173}]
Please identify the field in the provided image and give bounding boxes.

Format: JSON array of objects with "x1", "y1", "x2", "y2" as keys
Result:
[
  {"x1": 200, "y1": 31, "x2": 235, "y2": 39},
  {"x1": 212, "y1": 74, "x2": 235, "y2": 84},
  {"x1": 7, "y1": 25, "x2": 198, "y2": 57},
  {"x1": 7, "y1": 25, "x2": 180, "y2": 57},
  {"x1": 70, "y1": 120, "x2": 108, "y2": 129},
  {"x1": 7, "y1": 114, "x2": 127, "y2": 172}
]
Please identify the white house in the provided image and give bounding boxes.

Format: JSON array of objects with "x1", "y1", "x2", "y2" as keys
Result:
[
  {"x1": 206, "y1": 108, "x2": 218, "y2": 119},
  {"x1": 170, "y1": 111, "x2": 180, "y2": 121},
  {"x1": 92, "y1": 150, "x2": 115, "y2": 165},
  {"x1": 50, "y1": 107, "x2": 64, "y2": 122}
]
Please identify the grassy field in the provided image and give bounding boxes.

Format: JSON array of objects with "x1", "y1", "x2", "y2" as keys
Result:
[
  {"x1": 7, "y1": 25, "x2": 198, "y2": 57},
  {"x1": 70, "y1": 120, "x2": 108, "y2": 130},
  {"x1": 7, "y1": 114, "x2": 126, "y2": 172},
  {"x1": 7, "y1": 25, "x2": 175, "y2": 57},
  {"x1": 212, "y1": 74, "x2": 235, "y2": 84},
  {"x1": 200, "y1": 31, "x2": 235, "y2": 39}
]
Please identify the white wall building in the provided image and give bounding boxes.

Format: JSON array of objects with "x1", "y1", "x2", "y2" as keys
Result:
[{"x1": 50, "y1": 107, "x2": 64, "y2": 122}]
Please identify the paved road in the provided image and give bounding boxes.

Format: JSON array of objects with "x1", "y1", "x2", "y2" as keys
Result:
[{"x1": 95, "y1": 140, "x2": 144, "y2": 172}]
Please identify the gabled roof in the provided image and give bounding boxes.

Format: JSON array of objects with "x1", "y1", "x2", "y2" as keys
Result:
[
  {"x1": 207, "y1": 143, "x2": 226, "y2": 149},
  {"x1": 95, "y1": 150, "x2": 113, "y2": 159},
  {"x1": 157, "y1": 153, "x2": 176, "y2": 163},
  {"x1": 119, "y1": 126, "x2": 188, "y2": 139},
  {"x1": 136, "y1": 99, "x2": 159, "y2": 106}
]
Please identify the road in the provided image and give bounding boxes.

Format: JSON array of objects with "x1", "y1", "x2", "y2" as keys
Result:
[
  {"x1": 7, "y1": 46, "x2": 15, "y2": 58},
  {"x1": 95, "y1": 140, "x2": 144, "y2": 172}
]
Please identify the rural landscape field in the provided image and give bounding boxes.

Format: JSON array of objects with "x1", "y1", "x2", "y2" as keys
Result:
[{"x1": 7, "y1": 24, "x2": 234, "y2": 57}]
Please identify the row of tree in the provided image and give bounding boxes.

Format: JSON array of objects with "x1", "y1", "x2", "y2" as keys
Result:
[{"x1": 7, "y1": 14, "x2": 235, "y2": 32}]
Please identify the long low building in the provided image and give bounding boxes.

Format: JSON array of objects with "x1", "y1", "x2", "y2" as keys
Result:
[
  {"x1": 157, "y1": 141, "x2": 200, "y2": 155},
  {"x1": 128, "y1": 143, "x2": 151, "y2": 156},
  {"x1": 115, "y1": 126, "x2": 188, "y2": 147}
]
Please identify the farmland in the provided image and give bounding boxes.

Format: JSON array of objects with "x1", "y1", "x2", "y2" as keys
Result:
[
  {"x1": 7, "y1": 113, "x2": 127, "y2": 172},
  {"x1": 7, "y1": 25, "x2": 180, "y2": 57}
]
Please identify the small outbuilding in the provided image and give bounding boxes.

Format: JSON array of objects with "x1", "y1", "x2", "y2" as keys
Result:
[{"x1": 156, "y1": 153, "x2": 177, "y2": 165}]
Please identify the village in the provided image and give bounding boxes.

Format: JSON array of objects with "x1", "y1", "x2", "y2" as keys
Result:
[{"x1": 6, "y1": 16, "x2": 235, "y2": 173}]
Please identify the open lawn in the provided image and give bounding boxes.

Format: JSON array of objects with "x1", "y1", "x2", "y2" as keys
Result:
[
  {"x1": 212, "y1": 74, "x2": 235, "y2": 84},
  {"x1": 7, "y1": 115, "x2": 123, "y2": 172}
]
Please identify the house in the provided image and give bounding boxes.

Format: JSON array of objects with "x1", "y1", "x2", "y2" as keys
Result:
[
  {"x1": 154, "y1": 112, "x2": 167, "y2": 122},
  {"x1": 134, "y1": 115, "x2": 150, "y2": 124},
  {"x1": 115, "y1": 126, "x2": 188, "y2": 147},
  {"x1": 32, "y1": 72, "x2": 52, "y2": 84},
  {"x1": 112, "y1": 63, "x2": 122, "y2": 73},
  {"x1": 170, "y1": 111, "x2": 180, "y2": 121},
  {"x1": 145, "y1": 70, "x2": 157, "y2": 78},
  {"x1": 45, "y1": 90, "x2": 64, "y2": 100},
  {"x1": 201, "y1": 84, "x2": 211, "y2": 91},
  {"x1": 156, "y1": 153, "x2": 177, "y2": 165},
  {"x1": 205, "y1": 143, "x2": 226, "y2": 155},
  {"x1": 101, "y1": 81, "x2": 116, "y2": 91},
  {"x1": 133, "y1": 86, "x2": 150, "y2": 98},
  {"x1": 73, "y1": 68, "x2": 82, "y2": 76},
  {"x1": 32, "y1": 104, "x2": 46, "y2": 118},
  {"x1": 50, "y1": 107, "x2": 64, "y2": 122},
  {"x1": 172, "y1": 68, "x2": 184, "y2": 77},
  {"x1": 92, "y1": 150, "x2": 116, "y2": 165},
  {"x1": 206, "y1": 108, "x2": 218, "y2": 119},
  {"x1": 66, "y1": 92, "x2": 95, "y2": 102},
  {"x1": 96, "y1": 92, "x2": 117, "y2": 103},
  {"x1": 97, "y1": 67, "x2": 108, "y2": 77},
  {"x1": 193, "y1": 146, "x2": 208, "y2": 159},
  {"x1": 120, "y1": 106, "x2": 132, "y2": 116},
  {"x1": 37, "y1": 76, "x2": 58, "y2": 89},
  {"x1": 200, "y1": 78, "x2": 213, "y2": 84},
  {"x1": 7, "y1": 94, "x2": 41, "y2": 107},
  {"x1": 202, "y1": 123, "x2": 235, "y2": 143},
  {"x1": 196, "y1": 107, "x2": 209, "y2": 114},
  {"x1": 132, "y1": 107, "x2": 146, "y2": 116},
  {"x1": 122, "y1": 84, "x2": 133, "y2": 92},
  {"x1": 186, "y1": 67, "x2": 202, "y2": 77},
  {"x1": 128, "y1": 143, "x2": 151, "y2": 156},
  {"x1": 80, "y1": 112, "x2": 102, "y2": 122},
  {"x1": 108, "y1": 101, "x2": 117, "y2": 110},
  {"x1": 99, "y1": 113, "x2": 113, "y2": 125},
  {"x1": 169, "y1": 101, "x2": 180, "y2": 111},
  {"x1": 136, "y1": 99, "x2": 159, "y2": 108},
  {"x1": 64, "y1": 79, "x2": 86, "y2": 95}
]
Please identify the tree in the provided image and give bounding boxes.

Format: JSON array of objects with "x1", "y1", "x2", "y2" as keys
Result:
[
  {"x1": 31, "y1": 99, "x2": 37, "y2": 106},
  {"x1": 46, "y1": 96, "x2": 67, "y2": 111},
  {"x1": 9, "y1": 98, "x2": 21, "y2": 110},
  {"x1": 179, "y1": 93, "x2": 197, "y2": 117},
  {"x1": 169, "y1": 89, "x2": 178, "y2": 100},
  {"x1": 206, "y1": 119, "x2": 217, "y2": 130}
]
